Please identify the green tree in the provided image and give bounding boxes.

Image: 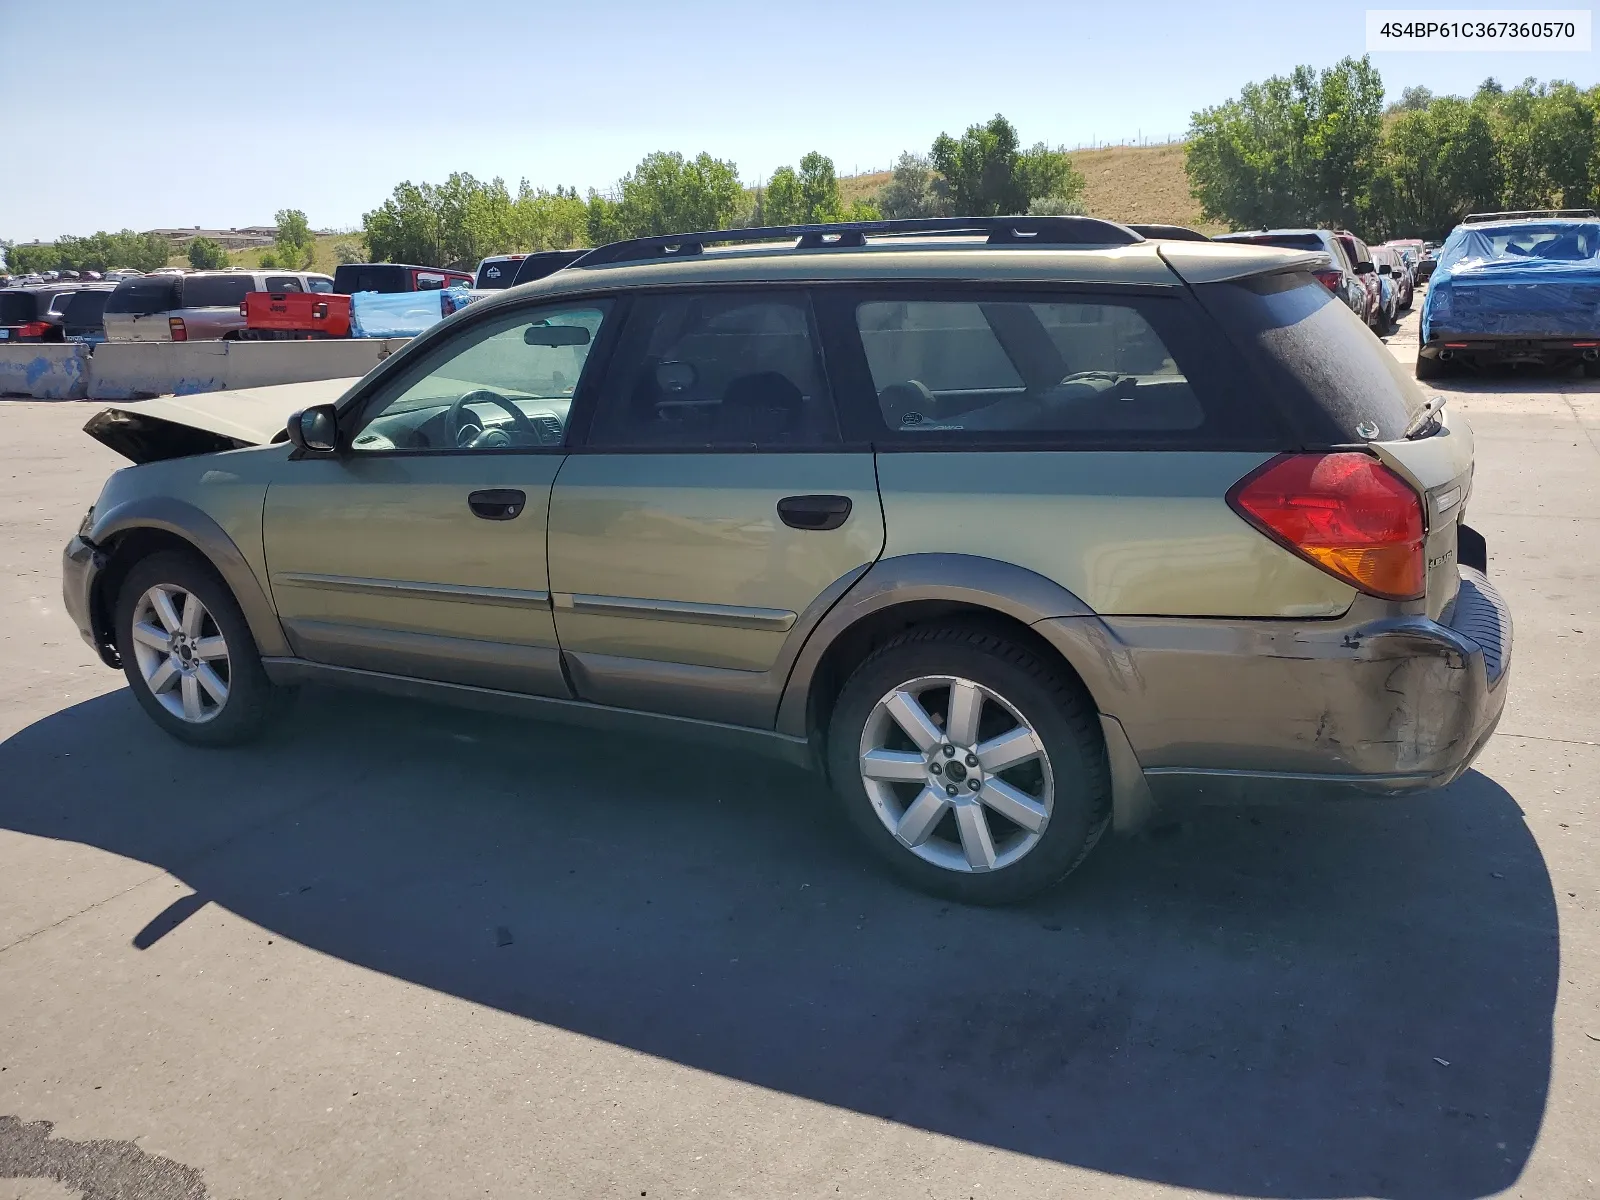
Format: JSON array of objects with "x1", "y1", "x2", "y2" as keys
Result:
[
  {"x1": 272, "y1": 208, "x2": 315, "y2": 269},
  {"x1": 332, "y1": 237, "x2": 367, "y2": 264},
  {"x1": 930, "y1": 115, "x2": 1028, "y2": 215},
  {"x1": 586, "y1": 151, "x2": 744, "y2": 243},
  {"x1": 364, "y1": 181, "x2": 444, "y2": 264},
  {"x1": 1397, "y1": 85, "x2": 1434, "y2": 112},
  {"x1": 1186, "y1": 56, "x2": 1385, "y2": 230},
  {"x1": 878, "y1": 152, "x2": 942, "y2": 218},
  {"x1": 1367, "y1": 97, "x2": 1500, "y2": 238},
  {"x1": 187, "y1": 236, "x2": 228, "y2": 269}
]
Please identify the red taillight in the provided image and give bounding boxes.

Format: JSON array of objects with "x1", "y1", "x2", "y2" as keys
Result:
[
  {"x1": 168, "y1": 317, "x2": 187, "y2": 341},
  {"x1": 239, "y1": 300, "x2": 248, "y2": 317},
  {"x1": 17, "y1": 321, "x2": 50, "y2": 338},
  {"x1": 1313, "y1": 268, "x2": 1342, "y2": 292},
  {"x1": 1227, "y1": 452, "x2": 1426, "y2": 601}
]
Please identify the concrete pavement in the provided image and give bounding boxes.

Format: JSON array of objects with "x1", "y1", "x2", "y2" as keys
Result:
[{"x1": 1, "y1": 305, "x2": 1596, "y2": 1198}]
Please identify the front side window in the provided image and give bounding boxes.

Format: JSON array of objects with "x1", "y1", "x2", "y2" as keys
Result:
[
  {"x1": 855, "y1": 296, "x2": 1204, "y2": 437},
  {"x1": 349, "y1": 302, "x2": 609, "y2": 453},
  {"x1": 586, "y1": 291, "x2": 840, "y2": 449}
]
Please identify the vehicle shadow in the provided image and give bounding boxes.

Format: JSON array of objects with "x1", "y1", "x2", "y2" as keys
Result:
[{"x1": 0, "y1": 687, "x2": 1556, "y2": 1200}]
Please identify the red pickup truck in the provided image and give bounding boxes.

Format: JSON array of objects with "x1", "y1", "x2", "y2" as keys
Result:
[{"x1": 239, "y1": 262, "x2": 475, "y2": 340}]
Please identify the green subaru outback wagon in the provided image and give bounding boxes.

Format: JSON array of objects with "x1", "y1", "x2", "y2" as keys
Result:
[{"x1": 63, "y1": 217, "x2": 1511, "y2": 903}]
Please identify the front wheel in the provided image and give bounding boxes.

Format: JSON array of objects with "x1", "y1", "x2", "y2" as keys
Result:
[
  {"x1": 114, "y1": 550, "x2": 290, "y2": 747},
  {"x1": 827, "y1": 625, "x2": 1110, "y2": 904}
]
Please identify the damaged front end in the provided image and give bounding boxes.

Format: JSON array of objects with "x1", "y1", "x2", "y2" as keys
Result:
[{"x1": 83, "y1": 408, "x2": 252, "y2": 465}]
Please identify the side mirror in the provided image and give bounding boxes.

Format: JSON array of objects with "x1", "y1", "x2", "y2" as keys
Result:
[
  {"x1": 1354, "y1": 261, "x2": 1375, "y2": 276},
  {"x1": 285, "y1": 404, "x2": 339, "y2": 455},
  {"x1": 1378, "y1": 264, "x2": 1393, "y2": 275}
]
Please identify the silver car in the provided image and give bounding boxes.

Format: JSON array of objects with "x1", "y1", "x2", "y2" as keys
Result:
[{"x1": 102, "y1": 270, "x2": 334, "y2": 342}]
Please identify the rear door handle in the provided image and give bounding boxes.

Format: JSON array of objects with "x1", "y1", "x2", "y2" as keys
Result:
[
  {"x1": 468, "y1": 489, "x2": 526, "y2": 520},
  {"x1": 777, "y1": 494, "x2": 852, "y2": 531}
]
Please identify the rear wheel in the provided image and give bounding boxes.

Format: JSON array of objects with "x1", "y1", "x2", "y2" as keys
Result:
[
  {"x1": 114, "y1": 551, "x2": 289, "y2": 747},
  {"x1": 827, "y1": 625, "x2": 1110, "y2": 905},
  {"x1": 1416, "y1": 350, "x2": 1446, "y2": 380}
]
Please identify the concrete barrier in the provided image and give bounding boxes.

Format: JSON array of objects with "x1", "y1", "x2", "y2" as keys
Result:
[
  {"x1": 0, "y1": 344, "x2": 92, "y2": 399},
  {"x1": 86, "y1": 338, "x2": 410, "y2": 400}
]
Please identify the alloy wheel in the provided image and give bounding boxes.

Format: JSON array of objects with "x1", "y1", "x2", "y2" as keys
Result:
[
  {"x1": 128, "y1": 584, "x2": 231, "y2": 723},
  {"x1": 858, "y1": 674, "x2": 1053, "y2": 873}
]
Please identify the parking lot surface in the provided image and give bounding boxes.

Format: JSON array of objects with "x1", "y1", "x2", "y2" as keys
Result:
[{"x1": 1, "y1": 304, "x2": 1597, "y2": 1199}]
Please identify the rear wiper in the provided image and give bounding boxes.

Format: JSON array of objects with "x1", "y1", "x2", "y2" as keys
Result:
[{"x1": 1403, "y1": 396, "x2": 1444, "y2": 440}]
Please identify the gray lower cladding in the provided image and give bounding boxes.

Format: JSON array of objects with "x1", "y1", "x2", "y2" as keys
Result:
[
  {"x1": 259, "y1": 657, "x2": 814, "y2": 769},
  {"x1": 1032, "y1": 567, "x2": 1512, "y2": 786},
  {"x1": 281, "y1": 619, "x2": 571, "y2": 698}
]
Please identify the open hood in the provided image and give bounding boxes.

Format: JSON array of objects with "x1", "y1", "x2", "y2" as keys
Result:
[{"x1": 84, "y1": 377, "x2": 358, "y2": 464}]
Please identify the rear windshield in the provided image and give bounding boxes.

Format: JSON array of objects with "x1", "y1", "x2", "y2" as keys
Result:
[
  {"x1": 475, "y1": 259, "x2": 520, "y2": 288},
  {"x1": 104, "y1": 279, "x2": 179, "y2": 315},
  {"x1": 0, "y1": 293, "x2": 39, "y2": 323},
  {"x1": 334, "y1": 264, "x2": 406, "y2": 294},
  {"x1": 62, "y1": 290, "x2": 112, "y2": 328},
  {"x1": 182, "y1": 275, "x2": 255, "y2": 308},
  {"x1": 1199, "y1": 270, "x2": 1429, "y2": 443},
  {"x1": 1223, "y1": 233, "x2": 1327, "y2": 253}
]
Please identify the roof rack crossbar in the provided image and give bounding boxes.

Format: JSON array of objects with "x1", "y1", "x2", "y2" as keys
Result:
[
  {"x1": 573, "y1": 216, "x2": 1144, "y2": 266},
  {"x1": 1462, "y1": 208, "x2": 1599, "y2": 224}
]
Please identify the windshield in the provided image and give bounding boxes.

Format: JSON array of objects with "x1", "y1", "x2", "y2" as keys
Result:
[{"x1": 1437, "y1": 222, "x2": 1600, "y2": 271}]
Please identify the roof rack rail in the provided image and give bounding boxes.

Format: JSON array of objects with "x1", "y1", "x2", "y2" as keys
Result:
[
  {"x1": 1463, "y1": 208, "x2": 1599, "y2": 224},
  {"x1": 573, "y1": 215, "x2": 1144, "y2": 267}
]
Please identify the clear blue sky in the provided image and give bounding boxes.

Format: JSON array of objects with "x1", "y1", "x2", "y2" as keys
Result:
[{"x1": 2, "y1": 0, "x2": 1594, "y2": 241}]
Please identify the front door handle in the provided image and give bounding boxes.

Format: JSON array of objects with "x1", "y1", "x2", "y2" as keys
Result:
[
  {"x1": 468, "y1": 488, "x2": 526, "y2": 520},
  {"x1": 777, "y1": 494, "x2": 852, "y2": 531}
]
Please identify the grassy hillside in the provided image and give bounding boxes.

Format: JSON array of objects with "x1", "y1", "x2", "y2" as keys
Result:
[
  {"x1": 835, "y1": 143, "x2": 1215, "y2": 233},
  {"x1": 165, "y1": 234, "x2": 355, "y2": 274}
]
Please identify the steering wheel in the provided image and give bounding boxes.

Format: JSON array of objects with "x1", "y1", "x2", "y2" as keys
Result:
[{"x1": 446, "y1": 389, "x2": 542, "y2": 449}]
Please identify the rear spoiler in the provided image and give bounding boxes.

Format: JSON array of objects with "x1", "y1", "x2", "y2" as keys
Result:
[{"x1": 1154, "y1": 243, "x2": 1326, "y2": 285}]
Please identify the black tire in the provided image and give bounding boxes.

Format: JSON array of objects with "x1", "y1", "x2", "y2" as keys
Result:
[
  {"x1": 826, "y1": 624, "x2": 1111, "y2": 905},
  {"x1": 1583, "y1": 360, "x2": 1600, "y2": 378},
  {"x1": 1416, "y1": 350, "x2": 1445, "y2": 380},
  {"x1": 113, "y1": 550, "x2": 289, "y2": 747}
]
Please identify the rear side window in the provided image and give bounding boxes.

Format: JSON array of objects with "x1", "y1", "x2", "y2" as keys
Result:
[
  {"x1": 586, "y1": 290, "x2": 840, "y2": 449},
  {"x1": 264, "y1": 276, "x2": 303, "y2": 293},
  {"x1": 1199, "y1": 270, "x2": 1427, "y2": 442},
  {"x1": 307, "y1": 276, "x2": 335, "y2": 293},
  {"x1": 843, "y1": 291, "x2": 1271, "y2": 444},
  {"x1": 104, "y1": 279, "x2": 178, "y2": 315},
  {"x1": 182, "y1": 275, "x2": 255, "y2": 308}
]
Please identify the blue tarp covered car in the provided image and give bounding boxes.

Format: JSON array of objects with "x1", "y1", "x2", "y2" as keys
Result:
[{"x1": 1418, "y1": 216, "x2": 1600, "y2": 378}]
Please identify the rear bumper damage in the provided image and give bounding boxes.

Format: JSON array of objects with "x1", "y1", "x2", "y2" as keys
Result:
[{"x1": 1036, "y1": 567, "x2": 1512, "y2": 798}]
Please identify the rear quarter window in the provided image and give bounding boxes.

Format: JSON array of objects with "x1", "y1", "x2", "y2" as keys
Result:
[
  {"x1": 828, "y1": 287, "x2": 1287, "y2": 449},
  {"x1": 181, "y1": 275, "x2": 255, "y2": 308},
  {"x1": 1198, "y1": 270, "x2": 1428, "y2": 443}
]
